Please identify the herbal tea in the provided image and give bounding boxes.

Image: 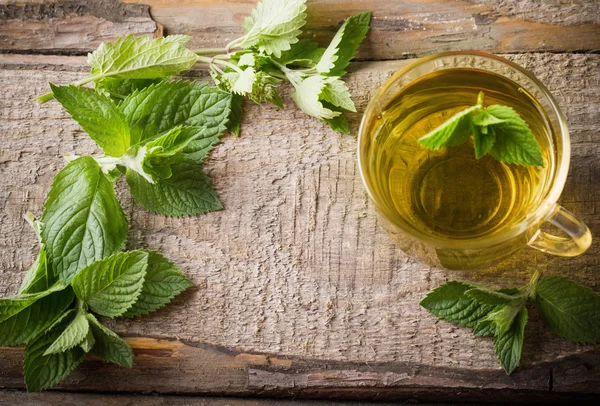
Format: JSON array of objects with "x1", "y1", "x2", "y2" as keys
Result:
[{"x1": 364, "y1": 69, "x2": 554, "y2": 240}]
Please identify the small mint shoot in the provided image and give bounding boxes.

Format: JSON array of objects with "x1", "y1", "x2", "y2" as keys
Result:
[
  {"x1": 418, "y1": 91, "x2": 544, "y2": 167},
  {"x1": 421, "y1": 272, "x2": 600, "y2": 375}
]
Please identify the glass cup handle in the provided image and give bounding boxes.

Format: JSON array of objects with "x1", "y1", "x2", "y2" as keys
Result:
[{"x1": 528, "y1": 205, "x2": 592, "y2": 257}]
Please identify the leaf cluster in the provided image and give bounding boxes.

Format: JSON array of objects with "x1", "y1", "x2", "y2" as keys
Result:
[
  {"x1": 418, "y1": 92, "x2": 544, "y2": 167},
  {"x1": 420, "y1": 272, "x2": 600, "y2": 374}
]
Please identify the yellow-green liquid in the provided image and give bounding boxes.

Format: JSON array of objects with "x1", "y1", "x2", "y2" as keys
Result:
[{"x1": 366, "y1": 69, "x2": 554, "y2": 242}]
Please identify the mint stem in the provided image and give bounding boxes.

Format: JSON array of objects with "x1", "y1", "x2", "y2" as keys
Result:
[{"x1": 477, "y1": 91, "x2": 484, "y2": 107}]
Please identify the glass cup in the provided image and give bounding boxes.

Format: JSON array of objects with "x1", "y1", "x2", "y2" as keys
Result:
[{"x1": 357, "y1": 51, "x2": 592, "y2": 270}]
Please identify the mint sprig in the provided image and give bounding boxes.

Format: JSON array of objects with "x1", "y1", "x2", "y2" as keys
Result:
[
  {"x1": 421, "y1": 272, "x2": 600, "y2": 374},
  {"x1": 418, "y1": 91, "x2": 544, "y2": 167}
]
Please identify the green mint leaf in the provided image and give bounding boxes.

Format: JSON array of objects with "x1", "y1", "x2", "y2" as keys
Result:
[
  {"x1": 41, "y1": 157, "x2": 128, "y2": 284},
  {"x1": 79, "y1": 328, "x2": 96, "y2": 353},
  {"x1": 50, "y1": 84, "x2": 130, "y2": 157},
  {"x1": 43, "y1": 309, "x2": 89, "y2": 356},
  {"x1": 19, "y1": 246, "x2": 54, "y2": 294},
  {"x1": 533, "y1": 275, "x2": 600, "y2": 344},
  {"x1": 124, "y1": 251, "x2": 193, "y2": 317},
  {"x1": 88, "y1": 34, "x2": 197, "y2": 81},
  {"x1": 485, "y1": 105, "x2": 543, "y2": 166},
  {"x1": 87, "y1": 313, "x2": 133, "y2": 368},
  {"x1": 292, "y1": 76, "x2": 341, "y2": 120},
  {"x1": 0, "y1": 287, "x2": 74, "y2": 347},
  {"x1": 418, "y1": 106, "x2": 478, "y2": 150},
  {"x1": 473, "y1": 319, "x2": 497, "y2": 337},
  {"x1": 319, "y1": 78, "x2": 356, "y2": 112},
  {"x1": 277, "y1": 39, "x2": 325, "y2": 67},
  {"x1": 420, "y1": 281, "x2": 495, "y2": 328},
  {"x1": 315, "y1": 11, "x2": 371, "y2": 76},
  {"x1": 119, "y1": 80, "x2": 231, "y2": 149},
  {"x1": 23, "y1": 315, "x2": 86, "y2": 392},
  {"x1": 472, "y1": 109, "x2": 505, "y2": 127},
  {"x1": 480, "y1": 303, "x2": 523, "y2": 337},
  {"x1": 241, "y1": 0, "x2": 307, "y2": 57},
  {"x1": 324, "y1": 114, "x2": 350, "y2": 134},
  {"x1": 71, "y1": 251, "x2": 149, "y2": 318},
  {"x1": 494, "y1": 307, "x2": 528, "y2": 375},
  {"x1": 227, "y1": 94, "x2": 243, "y2": 137},
  {"x1": 163, "y1": 34, "x2": 192, "y2": 45},
  {"x1": 95, "y1": 78, "x2": 163, "y2": 104},
  {"x1": 473, "y1": 124, "x2": 496, "y2": 159},
  {"x1": 126, "y1": 160, "x2": 222, "y2": 217},
  {"x1": 465, "y1": 286, "x2": 521, "y2": 306}
]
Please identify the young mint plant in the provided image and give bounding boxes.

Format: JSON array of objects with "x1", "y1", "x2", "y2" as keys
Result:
[
  {"x1": 421, "y1": 272, "x2": 600, "y2": 374},
  {"x1": 418, "y1": 91, "x2": 544, "y2": 167}
]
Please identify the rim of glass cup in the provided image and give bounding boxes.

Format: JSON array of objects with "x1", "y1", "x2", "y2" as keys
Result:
[{"x1": 357, "y1": 51, "x2": 570, "y2": 250}]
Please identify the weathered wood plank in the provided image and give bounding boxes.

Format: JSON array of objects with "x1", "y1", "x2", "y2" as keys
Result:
[
  {"x1": 0, "y1": 0, "x2": 159, "y2": 53},
  {"x1": 0, "y1": 337, "x2": 598, "y2": 402},
  {"x1": 1, "y1": 0, "x2": 599, "y2": 56},
  {"x1": 124, "y1": 0, "x2": 600, "y2": 58},
  {"x1": 0, "y1": 390, "x2": 454, "y2": 406},
  {"x1": 0, "y1": 53, "x2": 599, "y2": 397}
]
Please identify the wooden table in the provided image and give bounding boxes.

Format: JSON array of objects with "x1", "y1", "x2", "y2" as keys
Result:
[{"x1": 1, "y1": 0, "x2": 599, "y2": 403}]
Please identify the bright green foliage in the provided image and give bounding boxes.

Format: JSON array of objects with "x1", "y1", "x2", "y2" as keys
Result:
[
  {"x1": 0, "y1": 287, "x2": 74, "y2": 346},
  {"x1": 292, "y1": 76, "x2": 341, "y2": 120},
  {"x1": 126, "y1": 160, "x2": 222, "y2": 217},
  {"x1": 279, "y1": 39, "x2": 325, "y2": 67},
  {"x1": 534, "y1": 276, "x2": 600, "y2": 343},
  {"x1": 124, "y1": 251, "x2": 193, "y2": 317},
  {"x1": 227, "y1": 95, "x2": 244, "y2": 136},
  {"x1": 19, "y1": 247, "x2": 54, "y2": 294},
  {"x1": 315, "y1": 11, "x2": 371, "y2": 76},
  {"x1": 422, "y1": 273, "x2": 600, "y2": 375},
  {"x1": 240, "y1": 0, "x2": 307, "y2": 57},
  {"x1": 41, "y1": 157, "x2": 128, "y2": 284},
  {"x1": 87, "y1": 314, "x2": 133, "y2": 368},
  {"x1": 23, "y1": 317, "x2": 86, "y2": 392},
  {"x1": 88, "y1": 34, "x2": 198, "y2": 80},
  {"x1": 418, "y1": 92, "x2": 543, "y2": 167},
  {"x1": 44, "y1": 309, "x2": 90, "y2": 355},
  {"x1": 51, "y1": 85, "x2": 130, "y2": 157},
  {"x1": 494, "y1": 308, "x2": 528, "y2": 375},
  {"x1": 72, "y1": 251, "x2": 149, "y2": 317}
]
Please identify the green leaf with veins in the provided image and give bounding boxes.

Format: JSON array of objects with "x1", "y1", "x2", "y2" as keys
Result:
[
  {"x1": 41, "y1": 157, "x2": 127, "y2": 284},
  {"x1": 19, "y1": 247, "x2": 54, "y2": 294},
  {"x1": 316, "y1": 11, "x2": 371, "y2": 76},
  {"x1": 119, "y1": 80, "x2": 231, "y2": 147},
  {"x1": 278, "y1": 39, "x2": 325, "y2": 67},
  {"x1": 319, "y1": 78, "x2": 356, "y2": 112},
  {"x1": 88, "y1": 34, "x2": 198, "y2": 81},
  {"x1": 248, "y1": 71, "x2": 283, "y2": 108},
  {"x1": 292, "y1": 76, "x2": 341, "y2": 120},
  {"x1": 324, "y1": 114, "x2": 350, "y2": 134},
  {"x1": 87, "y1": 313, "x2": 133, "y2": 368},
  {"x1": 51, "y1": 84, "x2": 130, "y2": 157},
  {"x1": 124, "y1": 251, "x2": 193, "y2": 317},
  {"x1": 240, "y1": 0, "x2": 307, "y2": 57},
  {"x1": 420, "y1": 281, "x2": 496, "y2": 328},
  {"x1": 0, "y1": 287, "x2": 74, "y2": 347},
  {"x1": 72, "y1": 251, "x2": 149, "y2": 318},
  {"x1": 485, "y1": 105, "x2": 544, "y2": 166},
  {"x1": 79, "y1": 328, "x2": 96, "y2": 353},
  {"x1": 534, "y1": 275, "x2": 600, "y2": 343},
  {"x1": 418, "y1": 106, "x2": 477, "y2": 150},
  {"x1": 24, "y1": 316, "x2": 86, "y2": 392},
  {"x1": 494, "y1": 307, "x2": 528, "y2": 375},
  {"x1": 95, "y1": 78, "x2": 163, "y2": 103},
  {"x1": 44, "y1": 308, "x2": 89, "y2": 355},
  {"x1": 227, "y1": 94, "x2": 244, "y2": 136},
  {"x1": 126, "y1": 160, "x2": 222, "y2": 217},
  {"x1": 472, "y1": 124, "x2": 496, "y2": 159}
]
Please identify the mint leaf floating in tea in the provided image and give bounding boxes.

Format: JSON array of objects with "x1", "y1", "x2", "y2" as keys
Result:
[
  {"x1": 421, "y1": 272, "x2": 600, "y2": 375},
  {"x1": 417, "y1": 91, "x2": 544, "y2": 167}
]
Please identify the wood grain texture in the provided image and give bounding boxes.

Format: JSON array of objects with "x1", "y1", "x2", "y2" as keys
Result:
[
  {"x1": 123, "y1": 0, "x2": 600, "y2": 58},
  {"x1": 0, "y1": 0, "x2": 159, "y2": 53},
  {"x1": 0, "y1": 52, "x2": 599, "y2": 398},
  {"x1": 1, "y1": 0, "x2": 600, "y2": 56}
]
